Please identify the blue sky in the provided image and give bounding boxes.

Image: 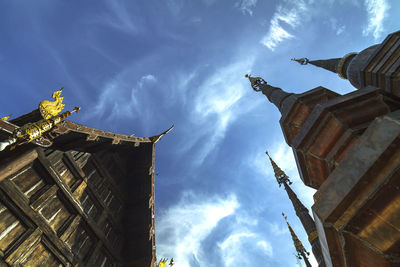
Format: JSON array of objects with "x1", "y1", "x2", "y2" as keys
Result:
[{"x1": 1, "y1": 1, "x2": 400, "y2": 266}]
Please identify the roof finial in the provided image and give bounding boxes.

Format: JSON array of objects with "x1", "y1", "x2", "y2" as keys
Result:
[
  {"x1": 282, "y1": 212, "x2": 312, "y2": 267},
  {"x1": 245, "y1": 74, "x2": 267, "y2": 92},
  {"x1": 150, "y1": 124, "x2": 174, "y2": 144},
  {"x1": 266, "y1": 151, "x2": 292, "y2": 187},
  {"x1": 245, "y1": 74, "x2": 294, "y2": 112},
  {"x1": 291, "y1": 58, "x2": 309, "y2": 65},
  {"x1": 292, "y1": 53, "x2": 358, "y2": 80}
]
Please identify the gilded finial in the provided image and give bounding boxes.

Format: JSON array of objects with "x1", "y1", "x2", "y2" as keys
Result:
[
  {"x1": 39, "y1": 88, "x2": 65, "y2": 119},
  {"x1": 1, "y1": 115, "x2": 11, "y2": 121},
  {"x1": 291, "y1": 58, "x2": 309, "y2": 65},
  {"x1": 245, "y1": 74, "x2": 267, "y2": 92},
  {"x1": 266, "y1": 150, "x2": 292, "y2": 187},
  {"x1": 282, "y1": 212, "x2": 310, "y2": 260}
]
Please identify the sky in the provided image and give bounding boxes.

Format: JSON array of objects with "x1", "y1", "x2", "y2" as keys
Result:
[{"x1": 1, "y1": 0, "x2": 400, "y2": 266}]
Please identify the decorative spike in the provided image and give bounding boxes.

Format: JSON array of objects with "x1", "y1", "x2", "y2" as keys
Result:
[
  {"x1": 292, "y1": 53, "x2": 358, "y2": 80},
  {"x1": 282, "y1": 213, "x2": 312, "y2": 267},
  {"x1": 245, "y1": 74, "x2": 267, "y2": 92},
  {"x1": 291, "y1": 58, "x2": 309, "y2": 65},
  {"x1": 266, "y1": 150, "x2": 324, "y2": 265},
  {"x1": 265, "y1": 151, "x2": 292, "y2": 186},
  {"x1": 245, "y1": 74, "x2": 294, "y2": 112}
]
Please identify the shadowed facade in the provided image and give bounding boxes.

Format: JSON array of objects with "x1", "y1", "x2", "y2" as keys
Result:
[{"x1": 0, "y1": 105, "x2": 172, "y2": 266}]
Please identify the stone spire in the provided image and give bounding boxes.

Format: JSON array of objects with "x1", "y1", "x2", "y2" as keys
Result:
[
  {"x1": 266, "y1": 151, "x2": 325, "y2": 266},
  {"x1": 282, "y1": 213, "x2": 312, "y2": 267},
  {"x1": 245, "y1": 74, "x2": 294, "y2": 112},
  {"x1": 291, "y1": 53, "x2": 357, "y2": 80}
]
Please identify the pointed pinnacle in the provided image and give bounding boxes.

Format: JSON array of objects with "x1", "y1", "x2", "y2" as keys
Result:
[
  {"x1": 265, "y1": 150, "x2": 292, "y2": 186},
  {"x1": 291, "y1": 58, "x2": 309, "y2": 65}
]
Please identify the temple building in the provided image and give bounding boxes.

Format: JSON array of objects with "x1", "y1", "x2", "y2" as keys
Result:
[
  {"x1": 249, "y1": 29, "x2": 400, "y2": 266},
  {"x1": 0, "y1": 90, "x2": 172, "y2": 266}
]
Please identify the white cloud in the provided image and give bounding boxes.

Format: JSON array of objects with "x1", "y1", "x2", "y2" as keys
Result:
[
  {"x1": 218, "y1": 231, "x2": 273, "y2": 266},
  {"x1": 261, "y1": 1, "x2": 309, "y2": 51},
  {"x1": 362, "y1": 0, "x2": 389, "y2": 40},
  {"x1": 330, "y1": 18, "x2": 346, "y2": 35},
  {"x1": 266, "y1": 222, "x2": 289, "y2": 236},
  {"x1": 182, "y1": 58, "x2": 261, "y2": 165},
  {"x1": 156, "y1": 192, "x2": 239, "y2": 267},
  {"x1": 256, "y1": 240, "x2": 273, "y2": 256},
  {"x1": 83, "y1": 74, "x2": 156, "y2": 122},
  {"x1": 235, "y1": 0, "x2": 258, "y2": 16}
]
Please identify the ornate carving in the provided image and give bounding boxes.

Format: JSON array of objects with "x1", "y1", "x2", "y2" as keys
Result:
[
  {"x1": 1, "y1": 115, "x2": 11, "y2": 121},
  {"x1": 291, "y1": 58, "x2": 309, "y2": 65},
  {"x1": 0, "y1": 107, "x2": 80, "y2": 151},
  {"x1": 282, "y1": 213, "x2": 310, "y2": 260},
  {"x1": 266, "y1": 151, "x2": 292, "y2": 186},
  {"x1": 245, "y1": 74, "x2": 268, "y2": 92},
  {"x1": 39, "y1": 89, "x2": 65, "y2": 119}
]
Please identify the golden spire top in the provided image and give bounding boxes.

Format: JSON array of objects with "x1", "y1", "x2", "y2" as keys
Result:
[
  {"x1": 39, "y1": 88, "x2": 65, "y2": 119},
  {"x1": 265, "y1": 151, "x2": 292, "y2": 187},
  {"x1": 282, "y1": 212, "x2": 310, "y2": 260},
  {"x1": 245, "y1": 74, "x2": 267, "y2": 92}
]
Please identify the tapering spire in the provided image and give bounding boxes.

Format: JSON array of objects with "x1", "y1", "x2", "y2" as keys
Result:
[
  {"x1": 266, "y1": 151, "x2": 325, "y2": 266},
  {"x1": 291, "y1": 53, "x2": 358, "y2": 80},
  {"x1": 265, "y1": 151, "x2": 292, "y2": 187},
  {"x1": 283, "y1": 213, "x2": 312, "y2": 267},
  {"x1": 245, "y1": 74, "x2": 293, "y2": 112}
]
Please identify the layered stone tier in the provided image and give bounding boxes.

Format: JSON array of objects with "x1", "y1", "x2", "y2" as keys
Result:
[{"x1": 312, "y1": 109, "x2": 400, "y2": 267}]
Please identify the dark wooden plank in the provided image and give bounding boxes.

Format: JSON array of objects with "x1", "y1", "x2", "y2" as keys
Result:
[
  {"x1": 0, "y1": 201, "x2": 27, "y2": 253},
  {"x1": 0, "y1": 180, "x2": 76, "y2": 263},
  {"x1": 35, "y1": 149, "x2": 122, "y2": 260},
  {"x1": 0, "y1": 149, "x2": 37, "y2": 182}
]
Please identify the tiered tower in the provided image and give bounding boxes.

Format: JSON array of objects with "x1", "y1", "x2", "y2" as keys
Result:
[{"x1": 249, "y1": 30, "x2": 400, "y2": 266}]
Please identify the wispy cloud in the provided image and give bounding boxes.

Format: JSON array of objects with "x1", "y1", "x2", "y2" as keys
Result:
[
  {"x1": 362, "y1": 0, "x2": 389, "y2": 40},
  {"x1": 256, "y1": 240, "x2": 273, "y2": 256},
  {"x1": 261, "y1": 1, "x2": 308, "y2": 51},
  {"x1": 87, "y1": 1, "x2": 142, "y2": 34},
  {"x1": 218, "y1": 231, "x2": 273, "y2": 266},
  {"x1": 235, "y1": 0, "x2": 258, "y2": 16},
  {"x1": 83, "y1": 74, "x2": 157, "y2": 123},
  {"x1": 183, "y1": 58, "x2": 260, "y2": 165},
  {"x1": 330, "y1": 18, "x2": 346, "y2": 35},
  {"x1": 156, "y1": 192, "x2": 239, "y2": 267}
]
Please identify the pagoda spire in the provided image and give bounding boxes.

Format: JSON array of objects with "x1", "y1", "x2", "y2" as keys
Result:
[
  {"x1": 266, "y1": 151, "x2": 325, "y2": 266},
  {"x1": 265, "y1": 151, "x2": 292, "y2": 187},
  {"x1": 245, "y1": 74, "x2": 293, "y2": 112},
  {"x1": 282, "y1": 213, "x2": 312, "y2": 267},
  {"x1": 291, "y1": 52, "x2": 357, "y2": 80}
]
